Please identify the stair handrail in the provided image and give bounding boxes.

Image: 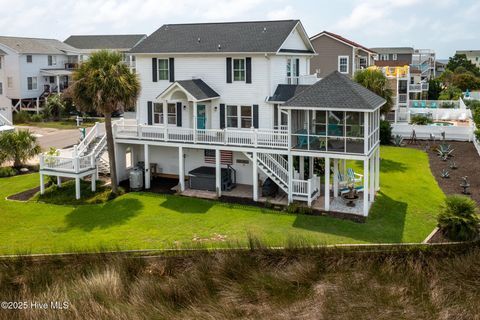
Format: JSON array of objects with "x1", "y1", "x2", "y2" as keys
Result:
[
  {"x1": 257, "y1": 153, "x2": 289, "y2": 186},
  {"x1": 76, "y1": 122, "x2": 100, "y2": 155},
  {"x1": 0, "y1": 113, "x2": 12, "y2": 126},
  {"x1": 90, "y1": 133, "x2": 107, "y2": 159}
]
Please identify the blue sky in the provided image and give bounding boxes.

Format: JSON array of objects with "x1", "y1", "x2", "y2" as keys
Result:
[{"x1": 0, "y1": 0, "x2": 478, "y2": 58}]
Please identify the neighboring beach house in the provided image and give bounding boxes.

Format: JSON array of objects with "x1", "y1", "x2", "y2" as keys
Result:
[
  {"x1": 64, "y1": 34, "x2": 147, "y2": 71},
  {"x1": 0, "y1": 48, "x2": 14, "y2": 131},
  {"x1": 309, "y1": 31, "x2": 376, "y2": 79},
  {"x1": 0, "y1": 36, "x2": 81, "y2": 114},
  {"x1": 39, "y1": 20, "x2": 382, "y2": 217}
]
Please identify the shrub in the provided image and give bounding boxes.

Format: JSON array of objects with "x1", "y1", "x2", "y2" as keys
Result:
[
  {"x1": 0, "y1": 167, "x2": 18, "y2": 177},
  {"x1": 380, "y1": 120, "x2": 392, "y2": 145},
  {"x1": 13, "y1": 111, "x2": 31, "y2": 124},
  {"x1": 437, "y1": 195, "x2": 480, "y2": 241},
  {"x1": 410, "y1": 114, "x2": 433, "y2": 125},
  {"x1": 30, "y1": 113, "x2": 44, "y2": 122},
  {"x1": 439, "y1": 101, "x2": 456, "y2": 109}
]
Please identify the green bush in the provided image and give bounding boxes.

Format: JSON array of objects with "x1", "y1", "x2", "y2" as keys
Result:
[
  {"x1": 30, "y1": 113, "x2": 44, "y2": 122},
  {"x1": 13, "y1": 111, "x2": 31, "y2": 124},
  {"x1": 380, "y1": 120, "x2": 392, "y2": 145},
  {"x1": 410, "y1": 114, "x2": 433, "y2": 125},
  {"x1": 0, "y1": 167, "x2": 18, "y2": 177},
  {"x1": 437, "y1": 195, "x2": 480, "y2": 241},
  {"x1": 439, "y1": 101, "x2": 456, "y2": 109}
]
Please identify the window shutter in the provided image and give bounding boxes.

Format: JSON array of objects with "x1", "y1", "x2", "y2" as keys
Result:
[
  {"x1": 253, "y1": 104, "x2": 259, "y2": 128},
  {"x1": 295, "y1": 59, "x2": 300, "y2": 77},
  {"x1": 152, "y1": 58, "x2": 157, "y2": 82},
  {"x1": 147, "y1": 101, "x2": 153, "y2": 125},
  {"x1": 226, "y1": 58, "x2": 232, "y2": 83},
  {"x1": 169, "y1": 58, "x2": 175, "y2": 82},
  {"x1": 246, "y1": 57, "x2": 252, "y2": 83},
  {"x1": 176, "y1": 102, "x2": 182, "y2": 127},
  {"x1": 220, "y1": 104, "x2": 225, "y2": 129}
]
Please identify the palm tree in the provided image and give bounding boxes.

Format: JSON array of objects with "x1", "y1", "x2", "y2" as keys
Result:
[
  {"x1": 354, "y1": 69, "x2": 393, "y2": 115},
  {"x1": 0, "y1": 130, "x2": 41, "y2": 167},
  {"x1": 69, "y1": 50, "x2": 140, "y2": 194}
]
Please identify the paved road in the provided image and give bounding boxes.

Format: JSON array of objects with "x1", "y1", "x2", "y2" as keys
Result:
[{"x1": 16, "y1": 125, "x2": 89, "y2": 151}]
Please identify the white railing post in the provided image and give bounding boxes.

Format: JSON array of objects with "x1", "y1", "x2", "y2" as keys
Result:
[
  {"x1": 74, "y1": 156, "x2": 79, "y2": 173},
  {"x1": 138, "y1": 124, "x2": 143, "y2": 139},
  {"x1": 307, "y1": 179, "x2": 312, "y2": 207},
  {"x1": 73, "y1": 145, "x2": 78, "y2": 157},
  {"x1": 39, "y1": 154, "x2": 44, "y2": 169},
  {"x1": 164, "y1": 127, "x2": 168, "y2": 142},
  {"x1": 94, "y1": 122, "x2": 99, "y2": 137},
  {"x1": 253, "y1": 128, "x2": 258, "y2": 147},
  {"x1": 224, "y1": 129, "x2": 227, "y2": 145},
  {"x1": 90, "y1": 154, "x2": 95, "y2": 168}
]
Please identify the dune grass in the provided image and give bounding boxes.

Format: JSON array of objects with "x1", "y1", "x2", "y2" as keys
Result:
[{"x1": 0, "y1": 146, "x2": 444, "y2": 254}]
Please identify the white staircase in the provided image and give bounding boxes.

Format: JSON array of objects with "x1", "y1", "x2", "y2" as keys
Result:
[
  {"x1": 244, "y1": 152, "x2": 320, "y2": 205},
  {"x1": 0, "y1": 113, "x2": 14, "y2": 133}
]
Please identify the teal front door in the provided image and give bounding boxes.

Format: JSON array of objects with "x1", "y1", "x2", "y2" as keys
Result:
[{"x1": 197, "y1": 105, "x2": 206, "y2": 129}]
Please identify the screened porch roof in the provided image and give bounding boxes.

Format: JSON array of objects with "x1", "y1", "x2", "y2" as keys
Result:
[
  {"x1": 282, "y1": 71, "x2": 386, "y2": 112},
  {"x1": 156, "y1": 79, "x2": 220, "y2": 102}
]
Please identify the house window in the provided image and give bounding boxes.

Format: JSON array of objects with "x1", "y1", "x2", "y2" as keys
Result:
[
  {"x1": 125, "y1": 147, "x2": 133, "y2": 169},
  {"x1": 359, "y1": 57, "x2": 367, "y2": 69},
  {"x1": 226, "y1": 105, "x2": 238, "y2": 128},
  {"x1": 0, "y1": 82, "x2": 3, "y2": 95},
  {"x1": 226, "y1": 105, "x2": 252, "y2": 128},
  {"x1": 392, "y1": 53, "x2": 398, "y2": 61},
  {"x1": 48, "y1": 55, "x2": 57, "y2": 66},
  {"x1": 49, "y1": 76, "x2": 55, "y2": 84},
  {"x1": 7, "y1": 77, "x2": 12, "y2": 88},
  {"x1": 153, "y1": 102, "x2": 163, "y2": 124},
  {"x1": 27, "y1": 77, "x2": 37, "y2": 90},
  {"x1": 167, "y1": 103, "x2": 176, "y2": 125},
  {"x1": 379, "y1": 54, "x2": 389, "y2": 61},
  {"x1": 0, "y1": 56, "x2": 2, "y2": 69},
  {"x1": 286, "y1": 58, "x2": 299, "y2": 84},
  {"x1": 157, "y1": 59, "x2": 169, "y2": 80},
  {"x1": 338, "y1": 56, "x2": 349, "y2": 74},
  {"x1": 233, "y1": 58, "x2": 245, "y2": 81},
  {"x1": 26, "y1": 55, "x2": 32, "y2": 63}
]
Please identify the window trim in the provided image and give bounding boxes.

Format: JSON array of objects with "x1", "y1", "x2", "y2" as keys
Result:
[
  {"x1": 225, "y1": 104, "x2": 253, "y2": 129},
  {"x1": 26, "y1": 55, "x2": 32, "y2": 63},
  {"x1": 232, "y1": 58, "x2": 246, "y2": 82},
  {"x1": 48, "y1": 55, "x2": 57, "y2": 66},
  {"x1": 286, "y1": 57, "x2": 300, "y2": 84},
  {"x1": 153, "y1": 102, "x2": 164, "y2": 125},
  {"x1": 157, "y1": 58, "x2": 169, "y2": 81},
  {"x1": 27, "y1": 76, "x2": 38, "y2": 91},
  {"x1": 392, "y1": 53, "x2": 398, "y2": 61},
  {"x1": 338, "y1": 55, "x2": 349, "y2": 74},
  {"x1": 167, "y1": 103, "x2": 177, "y2": 125},
  {"x1": 0, "y1": 82, "x2": 3, "y2": 95}
]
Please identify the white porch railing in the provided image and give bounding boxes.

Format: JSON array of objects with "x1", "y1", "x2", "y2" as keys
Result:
[
  {"x1": 258, "y1": 153, "x2": 289, "y2": 186},
  {"x1": 115, "y1": 121, "x2": 289, "y2": 149},
  {"x1": 77, "y1": 122, "x2": 100, "y2": 155},
  {"x1": 292, "y1": 174, "x2": 320, "y2": 206},
  {"x1": 285, "y1": 74, "x2": 320, "y2": 85},
  {"x1": 0, "y1": 113, "x2": 13, "y2": 126}
]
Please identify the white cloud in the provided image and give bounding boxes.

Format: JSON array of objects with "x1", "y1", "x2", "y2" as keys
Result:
[{"x1": 267, "y1": 5, "x2": 295, "y2": 20}]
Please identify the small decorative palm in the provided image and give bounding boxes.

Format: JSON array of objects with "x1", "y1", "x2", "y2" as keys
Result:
[
  {"x1": 449, "y1": 161, "x2": 458, "y2": 170},
  {"x1": 440, "y1": 169, "x2": 450, "y2": 179},
  {"x1": 438, "y1": 195, "x2": 479, "y2": 241},
  {"x1": 0, "y1": 130, "x2": 41, "y2": 167}
]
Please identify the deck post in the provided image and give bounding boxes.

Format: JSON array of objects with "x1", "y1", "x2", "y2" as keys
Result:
[
  {"x1": 287, "y1": 109, "x2": 292, "y2": 150},
  {"x1": 309, "y1": 156, "x2": 314, "y2": 178},
  {"x1": 215, "y1": 149, "x2": 221, "y2": 197},
  {"x1": 193, "y1": 101, "x2": 198, "y2": 143},
  {"x1": 75, "y1": 177, "x2": 81, "y2": 200},
  {"x1": 342, "y1": 159, "x2": 347, "y2": 176},
  {"x1": 375, "y1": 148, "x2": 380, "y2": 191},
  {"x1": 287, "y1": 153, "x2": 293, "y2": 204},
  {"x1": 333, "y1": 158, "x2": 339, "y2": 198},
  {"x1": 324, "y1": 157, "x2": 330, "y2": 211},
  {"x1": 299, "y1": 156, "x2": 305, "y2": 180},
  {"x1": 179, "y1": 146, "x2": 185, "y2": 192},
  {"x1": 56, "y1": 75, "x2": 60, "y2": 94},
  {"x1": 363, "y1": 157, "x2": 370, "y2": 216},
  {"x1": 144, "y1": 144, "x2": 150, "y2": 189},
  {"x1": 40, "y1": 173, "x2": 45, "y2": 195},
  {"x1": 91, "y1": 173, "x2": 96, "y2": 192},
  {"x1": 57, "y1": 176, "x2": 62, "y2": 187},
  {"x1": 252, "y1": 151, "x2": 258, "y2": 201},
  {"x1": 370, "y1": 153, "x2": 375, "y2": 202},
  {"x1": 36, "y1": 97, "x2": 40, "y2": 114}
]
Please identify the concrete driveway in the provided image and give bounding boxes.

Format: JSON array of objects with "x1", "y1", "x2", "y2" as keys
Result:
[{"x1": 16, "y1": 125, "x2": 88, "y2": 151}]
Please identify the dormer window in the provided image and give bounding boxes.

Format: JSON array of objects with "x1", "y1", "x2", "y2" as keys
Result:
[
  {"x1": 26, "y1": 55, "x2": 32, "y2": 63},
  {"x1": 233, "y1": 59, "x2": 245, "y2": 81}
]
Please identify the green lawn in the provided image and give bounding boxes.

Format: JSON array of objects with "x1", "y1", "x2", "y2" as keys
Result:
[
  {"x1": 15, "y1": 119, "x2": 100, "y2": 130},
  {"x1": 0, "y1": 146, "x2": 444, "y2": 254}
]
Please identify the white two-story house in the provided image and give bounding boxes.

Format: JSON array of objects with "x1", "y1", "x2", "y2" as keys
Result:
[
  {"x1": 0, "y1": 48, "x2": 13, "y2": 129},
  {"x1": 39, "y1": 20, "x2": 383, "y2": 217},
  {"x1": 0, "y1": 36, "x2": 81, "y2": 113}
]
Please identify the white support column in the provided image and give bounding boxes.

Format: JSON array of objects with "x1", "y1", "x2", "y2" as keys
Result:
[
  {"x1": 57, "y1": 176, "x2": 62, "y2": 187},
  {"x1": 179, "y1": 146, "x2": 185, "y2": 192},
  {"x1": 287, "y1": 109, "x2": 292, "y2": 150},
  {"x1": 333, "y1": 159, "x2": 339, "y2": 198},
  {"x1": 252, "y1": 151, "x2": 258, "y2": 201},
  {"x1": 144, "y1": 144, "x2": 150, "y2": 189},
  {"x1": 309, "y1": 156, "x2": 314, "y2": 178},
  {"x1": 163, "y1": 100, "x2": 168, "y2": 128},
  {"x1": 324, "y1": 157, "x2": 330, "y2": 211},
  {"x1": 56, "y1": 75, "x2": 60, "y2": 94},
  {"x1": 299, "y1": 156, "x2": 305, "y2": 180},
  {"x1": 364, "y1": 111, "x2": 369, "y2": 154},
  {"x1": 40, "y1": 173, "x2": 45, "y2": 195},
  {"x1": 287, "y1": 154, "x2": 293, "y2": 203},
  {"x1": 342, "y1": 159, "x2": 347, "y2": 176},
  {"x1": 363, "y1": 158, "x2": 370, "y2": 216},
  {"x1": 375, "y1": 148, "x2": 380, "y2": 191},
  {"x1": 36, "y1": 97, "x2": 40, "y2": 114},
  {"x1": 215, "y1": 149, "x2": 221, "y2": 197},
  {"x1": 75, "y1": 177, "x2": 81, "y2": 200},
  {"x1": 91, "y1": 174, "x2": 96, "y2": 192},
  {"x1": 370, "y1": 154, "x2": 375, "y2": 202}
]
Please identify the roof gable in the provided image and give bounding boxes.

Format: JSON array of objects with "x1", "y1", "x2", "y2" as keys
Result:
[
  {"x1": 310, "y1": 31, "x2": 375, "y2": 54},
  {"x1": 64, "y1": 34, "x2": 146, "y2": 50},
  {"x1": 0, "y1": 36, "x2": 78, "y2": 55},
  {"x1": 283, "y1": 71, "x2": 386, "y2": 111},
  {"x1": 131, "y1": 20, "x2": 301, "y2": 54}
]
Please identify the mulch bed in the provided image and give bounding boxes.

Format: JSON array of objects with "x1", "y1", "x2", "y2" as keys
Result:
[
  {"x1": 7, "y1": 182, "x2": 52, "y2": 201},
  {"x1": 119, "y1": 177, "x2": 177, "y2": 195},
  {"x1": 406, "y1": 140, "x2": 480, "y2": 206},
  {"x1": 426, "y1": 229, "x2": 451, "y2": 244}
]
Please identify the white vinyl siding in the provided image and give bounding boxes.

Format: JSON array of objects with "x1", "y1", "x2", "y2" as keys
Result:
[
  {"x1": 338, "y1": 56, "x2": 349, "y2": 74},
  {"x1": 7, "y1": 77, "x2": 12, "y2": 88}
]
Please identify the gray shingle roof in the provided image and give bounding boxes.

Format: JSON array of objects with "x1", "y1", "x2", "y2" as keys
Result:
[
  {"x1": 176, "y1": 79, "x2": 220, "y2": 100},
  {"x1": 268, "y1": 84, "x2": 310, "y2": 102},
  {"x1": 0, "y1": 36, "x2": 78, "y2": 54},
  {"x1": 64, "y1": 34, "x2": 146, "y2": 50},
  {"x1": 131, "y1": 20, "x2": 300, "y2": 53},
  {"x1": 284, "y1": 71, "x2": 386, "y2": 111},
  {"x1": 0, "y1": 49, "x2": 6, "y2": 55},
  {"x1": 369, "y1": 47, "x2": 414, "y2": 54}
]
